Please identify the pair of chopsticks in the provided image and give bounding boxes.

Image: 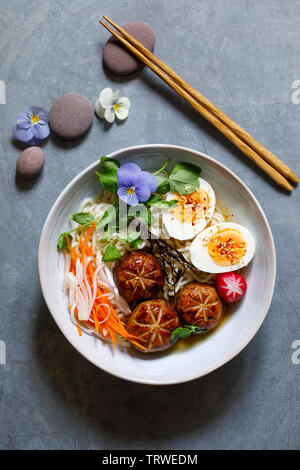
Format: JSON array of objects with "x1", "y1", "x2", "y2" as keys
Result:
[{"x1": 100, "y1": 16, "x2": 298, "y2": 192}]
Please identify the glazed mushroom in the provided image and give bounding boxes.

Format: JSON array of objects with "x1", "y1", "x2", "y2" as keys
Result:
[
  {"x1": 175, "y1": 282, "x2": 223, "y2": 331},
  {"x1": 114, "y1": 251, "x2": 164, "y2": 303},
  {"x1": 127, "y1": 299, "x2": 180, "y2": 353}
]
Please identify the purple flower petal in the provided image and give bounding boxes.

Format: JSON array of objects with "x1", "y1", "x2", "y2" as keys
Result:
[
  {"x1": 16, "y1": 111, "x2": 32, "y2": 129},
  {"x1": 29, "y1": 106, "x2": 49, "y2": 123},
  {"x1": 12, "y1": 107, "x2": 50, "y2": 144},
  {"x1": 117, "y1": 187, "x2": 139, "y2": 206},
  {"x1": 116, "y1": 162, "x2": 158, "y2": 205},
  {"x1": 140, "y1": 171, "x2": 157, "y2": 193},
  {"x1": 12, "y1": 123, "x2": 33, "y2": 142},
  {"x1": 117, "y1": 163, "x2": 141, "y2": 188},
  {"x1": 27, "y1": 136, "x2": 44, "y2": 146},
  {"x1": 32, "y1": 122, "x2": 50, "y2": 139},
  {"x1": 135, "y1": 185, "x2": 151, "y2": 202}
]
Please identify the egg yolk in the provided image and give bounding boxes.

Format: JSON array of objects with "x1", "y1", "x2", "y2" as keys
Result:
[
  {"x1": 172, "y1": 188, "x2": 209, "y2": 225},
  {"x1": 207, "y1": 229, "x2": 246, "y2": 266}
]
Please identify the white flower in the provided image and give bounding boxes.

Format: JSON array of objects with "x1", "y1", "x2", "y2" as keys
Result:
[{"x1": 95, "y1": 87, "x2": 130, "y2": 123}]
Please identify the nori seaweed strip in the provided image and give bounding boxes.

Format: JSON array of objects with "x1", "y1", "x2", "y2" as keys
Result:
[{"x1": 138, "y1": 222, "x2": 203, "y2": 288}]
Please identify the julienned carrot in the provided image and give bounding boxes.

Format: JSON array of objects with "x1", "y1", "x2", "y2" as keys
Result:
[
  {"x1": 82, "y1": 222, "x2": 96, "y2": 262},
  {"x1": 73, "y1": 307, "x2": 82, "y2": 336},
  {"x1": 92, "y1": 307, "x2": 99, "y2": 335},
  {"x1": 107, "y1": 325, "x2": 117, "y2": 348},
  {"x1": 67, "y1": 224, "x2": 145, "y2": 350},
  {"x1": 66, "y1": 236, "x2": 79, "y2": 275},
  {"x1": 68, "y1": 305, "x2": 82, "y2": 335}
]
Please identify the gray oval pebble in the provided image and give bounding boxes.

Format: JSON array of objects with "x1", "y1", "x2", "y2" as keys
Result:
[
  {"x1": 49, "y1": 93, "x2": 93, "y2": 141},
  {"x1": 16, "y1": 147, "x2": 45, "y2": 179},
  {"x1": 103, "y1": 21, "x2": 155, "y2": 75}
]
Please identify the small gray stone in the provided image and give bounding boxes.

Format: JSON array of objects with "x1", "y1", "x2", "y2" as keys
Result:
[
  {"x1": 103, "y1": 21, "x2": 155, "y2": 75},
  {"x1": 16, "y1": 147, "x2": 45, "y2": 179},
  {"x1": 49, "y1": 93, "x2": 93, "y2": 140}
]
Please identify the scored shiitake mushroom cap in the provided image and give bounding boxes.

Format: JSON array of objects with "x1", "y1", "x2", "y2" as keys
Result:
[
  {"x1": 127, "y1": 299, "x2": 180, "y2": 353},
  {"x1": 114, "y1": 251, "x2": 164, "y2": 304},
  {"x1": 175, "y1": 282, "x2": 223, "y2": 330}
]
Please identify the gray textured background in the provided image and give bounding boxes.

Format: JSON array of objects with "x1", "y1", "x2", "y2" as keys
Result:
[{"x1": 0, "y1": 0, "x2": 300, "y2": 450}]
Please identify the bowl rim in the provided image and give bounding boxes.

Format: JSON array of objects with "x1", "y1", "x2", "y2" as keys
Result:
[{"x1": 38, "y1": 143, "x2": 276, "y2": 385}]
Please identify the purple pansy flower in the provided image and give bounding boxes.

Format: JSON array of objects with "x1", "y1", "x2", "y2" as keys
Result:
[
  {"x1": 12, "y1": 106, "x2": 50, "y2": 146},
  {"x1": 117, "y1": 163, "x2": 157, "y2": 206}
]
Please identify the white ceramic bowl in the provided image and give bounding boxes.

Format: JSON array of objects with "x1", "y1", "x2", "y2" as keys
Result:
[{"x1": 38, "y1": 144, "x2": 276, "y2": 385}]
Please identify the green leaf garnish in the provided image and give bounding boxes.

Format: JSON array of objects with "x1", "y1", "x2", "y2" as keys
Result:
[
  {"x1": 169, "y1": 162, "x2": 201, "y2": 195},
  {"x1": 130, "y1": 237, "x2": 142, "y2": 248},
  {"x1": 122, "y1": 230, "x2": 141, "y2": 244},
  {"x1": 96, "y1": 171, "x2": 118, "y2": 193},
  {"x1": 170, "y1": 325, "x2": 208, "y2": 344},
  {"x1": 57, "y1": 232, "x2": 73, "y2": 252},
  {"x1": 102, "y1": 243, "x2": 121, "y2": 262},
  {"x1": 156, "y1": 177, "x2": 170, "y2": 194},
  {"x1": 96, "y1": 204, "x2": 118, "y2": 230},
  {"x1": 120, "y1": 230, "x2": 142, "y2": 248},
  {"x1": 96, "y1": 156, "x2": 120, "y2": 193},
  {"x1": 146, "y1": 195, "x2": 178, "y2": 209},
  {"x1": 100, "y1": 156, "x2": 120, "y2": 169},
  {"x1": 172, "y1": 161, "x2": 201, "y2": 177},
  {"x1": 71, "y1": 212, "x2": 95, "y2": 225}
]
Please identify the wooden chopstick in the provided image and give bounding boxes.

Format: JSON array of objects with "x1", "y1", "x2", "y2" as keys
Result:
[
  {"x1": 103, "y1": 16, "x2": 298, "y2": 186},
  {"x1": 100, "y1": 19, "x2": 294, "y2": 192}
]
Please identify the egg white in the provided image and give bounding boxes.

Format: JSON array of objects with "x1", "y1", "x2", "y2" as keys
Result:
[
  {"x1": 162, "y1": 177, "x2": 216, "y2": 241},
  {"x1": 189, "y1": 222, "x2": 255, "y2": 273}
]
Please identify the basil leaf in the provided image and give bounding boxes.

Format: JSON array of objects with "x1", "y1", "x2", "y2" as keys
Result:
[
  {"x1": 57, "y1": 232, "x2": 73, "y2": 252},
  {"x1": 96, "y1": 205, "x2": 118, "y2": 230},
  {"x1": 146, "y1": 195, "x2": 178, "y2": 209},
  {"x1": 96, "y1": 170, "x2": 118, "y2": 193},
  {"x1": 71, "y1": 212, "x2": 95, "y2": 225},
  {"x1": 130, "y1": 237, "x2": 142, "y2": 248},
  {"x1": 145, "y1": 195, "x2": 160, "y2": 206},
  {"x1": 96, "y1": 210, "x2": 108, "y2": 229},
  {"x1": 169, "y1": 162, "x2": 201, "y2": 195},
  {"x1": 171, "y1": 162, "x2": 201, "y2": 178},
  {"x1": 102, "y1": 243, "x2": 121, "y2": 262},
  {"x1": 157, "y1": 180, "x2": 170, "y2": 194},
  {"x1": 120, "y1": 229, "x2": 142, "y2": 247},
  {"x1": 155, "y1": 175, "x2": 170, "y2": 194},
  {"x1": 192, "y1": 326, "x2": 208, "y2": 335},
  {"x1": 100, "y1": 156, "x2": 120, "y2": 169},
  {"x1": 126, "y1": 230, "x2": 141, "y2": 243},
  {"x1": 170, "y1": 327, "x2": 192, "y2": 343},
  {"x1": 170, "y1": 325, "x2": 208, "y2": 343},
  {"x1": 96, "y1": 156, "x2": 120, "y2": 193}
]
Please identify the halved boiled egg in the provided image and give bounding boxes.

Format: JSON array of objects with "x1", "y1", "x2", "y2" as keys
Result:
[
  {"x1": 162, "y1": 178, "x2": 216, "y2": 240},
  {"x1": 190, "y1": 222, "x2": 255, "y2": 273}
]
